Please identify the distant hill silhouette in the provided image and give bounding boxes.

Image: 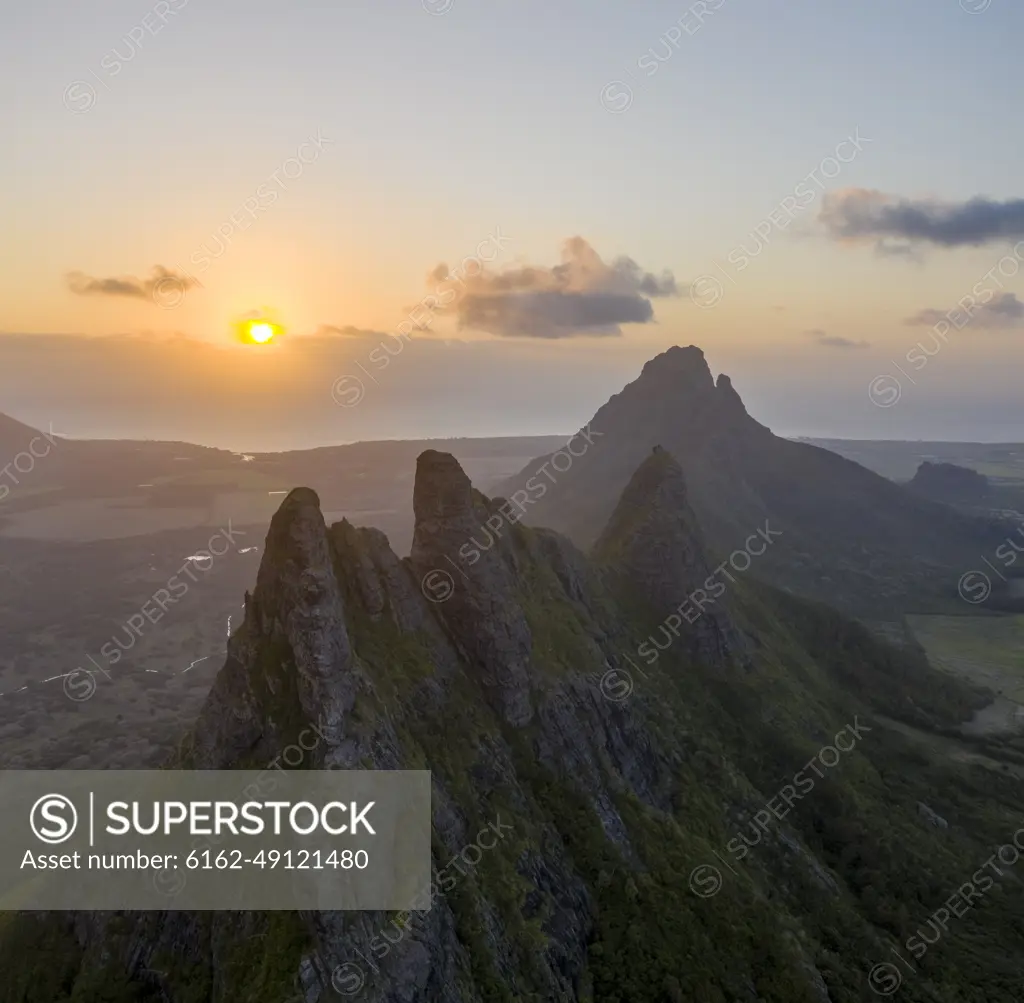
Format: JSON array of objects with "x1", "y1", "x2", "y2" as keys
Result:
[
  {"x1": 0, "y1": 411, "x2": 46, "y2": 456},
  {"x1": 908, "y1": 460, "x2": 991, "y2": 506},
  {"x1": 501, "y1": 345, "x2": 1006, "y2": 614}
]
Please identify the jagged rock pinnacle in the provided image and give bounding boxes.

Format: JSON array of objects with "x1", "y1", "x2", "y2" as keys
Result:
[
  {"x1": 408, "y1": 450, "x2": 535, "y2": 726},
  {"x1": 594, "y1": 449, "x2": 744, "y2": 667},
  {"x1": 410, "y1": 450, "x2": 480, "y2": 565},
  {"x1": 191, "y1": 486, "x2": 357, "y2": 767},
  {"x1": 594, "y1": 449, "x2": 702, "y2": 586}
]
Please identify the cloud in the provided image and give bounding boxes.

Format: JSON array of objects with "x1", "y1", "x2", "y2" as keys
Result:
[
  {"x1": 66, "y1": 265, "x2": 202, "y2": 304},
  {"x1": 806, "y1": 329, "x2": 869, "y2": 349},
  {"x1": 820, "y1": 189, "x2": 1024, "y2": 250},
  {"x1": 314, "y1": 324, "x2": 389, "y2": 338},
  {"x1": 904, "y1": 292, "x2": 1024, "y2": 330},
  {"x1": 428, "y1": 236, "x2": 680, "y2": 338}
]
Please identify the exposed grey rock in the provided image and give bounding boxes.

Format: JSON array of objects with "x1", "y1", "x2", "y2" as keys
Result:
[
  {"x1": 777, "y1": 830, "x2": 841, "y2": 896},
  {"x1": 918, "y1": 802, "x2": 949, "y2": 829}
]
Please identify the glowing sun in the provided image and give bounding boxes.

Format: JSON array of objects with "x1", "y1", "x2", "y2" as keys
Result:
[{"x1": 243, "y1": 320, "x2": 280, "y2": 344}]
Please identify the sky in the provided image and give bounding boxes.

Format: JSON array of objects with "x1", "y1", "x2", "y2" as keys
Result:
[{"x1": 3, "y1": 0, "x2": 1024, "y2": 449}]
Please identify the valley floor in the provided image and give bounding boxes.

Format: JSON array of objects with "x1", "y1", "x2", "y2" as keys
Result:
[{"x1": 908, "y1": 614, "x2": 1024, "y2": 736}]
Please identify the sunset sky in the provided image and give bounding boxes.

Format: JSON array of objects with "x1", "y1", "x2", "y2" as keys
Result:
[{"x1": 3, "y1": 0, "x2": 1024, "y2": 448}]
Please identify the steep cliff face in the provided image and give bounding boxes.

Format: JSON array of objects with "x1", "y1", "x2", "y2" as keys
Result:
[{"x1": 5, "y1": 449, "x2": 1024, "y2": 1003}]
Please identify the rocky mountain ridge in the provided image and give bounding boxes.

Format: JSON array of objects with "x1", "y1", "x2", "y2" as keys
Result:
[{"x1": 3, "y1": 446, "x2": 1024, "y2": 1002}]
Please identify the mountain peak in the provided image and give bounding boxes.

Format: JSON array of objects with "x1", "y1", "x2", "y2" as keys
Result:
[
  {"x1": 253, "y1": 487, "x2": 333, "y2": 606},
  {"x1": 411, "y1": 450, "x2": 479, "y2": 565},
  {"x1": 502, "y1": 343, "x2": 1002, "y2": 615},
  {"x1": 189, "y1": 483, "x2": 357, "y2": 768},
  {"x1": 498, "y1": 345, "x2": 769, "y2": 553},
  {"x1": 638, "y1": 345, "x2": 715, "y2": 393},
  {"x1": 595, "y1": 447, "x2": 691, "y2": 541},
  {"x1": 632, "y1": 347, "x2": 751, "y2": 427},
  {"x1": 595, "y1": 448, "x2": 745, "y2": 665},
  {"x1": 594, "y1": 448, "x2": 703, "y2": 577},
  {"x1": 409, "y1": 449, "x2": 535, "y2": 725}
]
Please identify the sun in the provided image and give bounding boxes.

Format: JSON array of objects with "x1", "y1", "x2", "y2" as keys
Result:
[
  {"x1": 239, "y1": 318, "x2": 282, "y2": 344},
  {"x1": 248, "y1": 322, "x2": 276, "y2": 343}
]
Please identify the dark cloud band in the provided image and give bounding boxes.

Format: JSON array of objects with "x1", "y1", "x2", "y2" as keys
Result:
[
  {"x1": 821, "y1": 189, "x2": 1024, "y2": 249},
  {"x1": 66, "y1": 266, "x2": 201, "y2": 304}
]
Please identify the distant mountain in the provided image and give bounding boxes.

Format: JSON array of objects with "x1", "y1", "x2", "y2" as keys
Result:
[
  {"x1": 796, "y1": 439, "x2": 1024, "y2": 484},
  {"x1": 0, "y1": 412, "x2": 66, "y2": 503},
  {"x1": 908, "y1": 460, "x2": 991, "y2": 506},
  {"x1": 9, "y1": 449, "x2": 1024, "y2": 1002},
  {"x1": 501, "y1": 346, "x2": 1005, "y2": 615},
  {"x1": 0, "y1": 411, "x2": 47, "y2": 455},
  {"x1": 0, "y1": 417, "x2": 564, "y2": 545}
]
